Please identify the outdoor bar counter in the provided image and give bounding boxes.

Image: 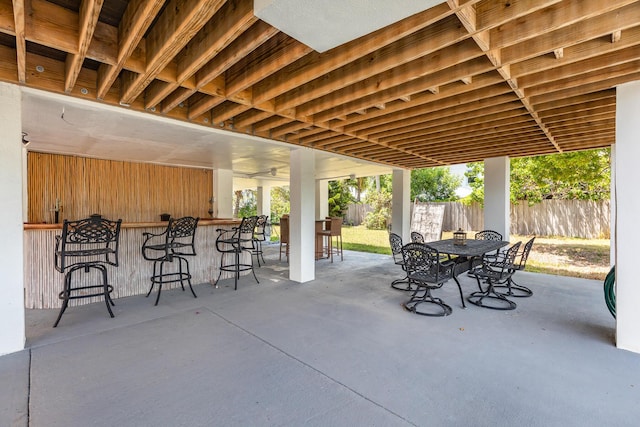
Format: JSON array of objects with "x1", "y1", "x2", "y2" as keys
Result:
[{"x1": 24, "y1": 219, "x2": 243, "y2": 309}]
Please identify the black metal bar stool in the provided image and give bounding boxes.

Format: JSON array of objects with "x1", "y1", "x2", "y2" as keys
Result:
[
  {"x1": 53, "y1": 214, "x2": 122, "y2": 327},
  {"x1": 251, "y1": 214, "x2": 268, "y2": 267},
  {"x1": 141, "y1": 216, "x2": 199, "y2": 305},
  {"x1": 214, "y1": 216, "x2": 259, "y2": 290}
]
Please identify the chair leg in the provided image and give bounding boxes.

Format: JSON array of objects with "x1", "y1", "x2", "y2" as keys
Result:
[
  {"x1": 53, "y1": 272, "x2": 72, "y2": 327},
  {"x1": 494, "y1": 277, "x2": 533, "y2": 297},
  {"x1": 329, "y1": 235, "x2": 333, "y2": 263},
  {"x1": 98, "y1": 265, "x2": 115, "y2": 318},
  {"x1": 247, "y1": 249, "x2": 260, "y2": 284},
  {"x1": 467, "y1": 278, "x2": 516, "y2": 310},
  {"x1": 234, "y1": 250, "x2": 239, "y2": 290},
  {"x1": 154, "y1": 261, "x2": 164, "y2": 306},
  {"x1": 179, "y1": 256, "x2": 197, "y2": 298},
  {"x1": 259, "y1": 241, "x2": 266, "y2": 264},
  {"x1": 146, "y1": 261, "x2": 158, "y2": 298},
  {"x1": 402, "y1": 285, "x2": 452, "y2": 317}
]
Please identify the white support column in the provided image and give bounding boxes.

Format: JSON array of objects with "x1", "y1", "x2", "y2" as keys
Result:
[
  {"x1": 391, "y1": 169, "x2": 411, "y2": 242},
  {"x1": 610, "y1": 144, "x2": 616, "y2": 267},
  {"x1": 0, "y1": 82, "x2": 25, "y2": 355},
  {"x1": 289, "y1": 149, "x2": 315, "y2": 282},
  {"x1": 615, "y1": 80, "x2": 640, "y2": 353},
  {"x1": 213, "y1": 169, "x2": 233, "y2": 218},
  {"x1": 257, "y1": 184, "x2": 271, "y2": 218},
  {"x1": 484, "y1": 156, "x2": 510, "y2": 241},
  {"x1": 315, "y1": 179, "x2": 329, "y2": 219}
]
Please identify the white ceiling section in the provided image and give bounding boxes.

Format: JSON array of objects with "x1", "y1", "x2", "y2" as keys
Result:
[
  {"x1": 254, "y1": 0, "x2": 441, "y2": 52},
  {"x1": 21, "y1": 88, "x2": 391, "y2": 184}
]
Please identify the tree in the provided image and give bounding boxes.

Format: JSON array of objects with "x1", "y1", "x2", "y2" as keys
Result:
[
  {"x1": 465, "y1": 148, "x2": 611, "y2": 204},
  {"x1": 363, "y1": 187, "x2": 392, "y2": 230},
  {"x1": 234, "y1": 189, "x2": 256, "y2": 217},
  {"x1": 270, "y1": 186, "x2": 290, "y2": 223},
  {"x1": 328, "y1": 179, "x2": 354, "y2": 217},
  {"x1": 410, "y1": 167, "x2": 461, "y2": 202}
]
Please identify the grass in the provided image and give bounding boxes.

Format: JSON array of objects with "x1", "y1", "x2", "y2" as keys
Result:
[{"x1": 270, "y1": 225, "x2": 611, "y2": 281}]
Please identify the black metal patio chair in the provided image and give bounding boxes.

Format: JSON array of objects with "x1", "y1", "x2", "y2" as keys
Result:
[
  {"x1": 400, "y1": 242, "x2": 466, "y2": 316},
  {"x1": 54, "y1": 214, "x2": 122, "y2": 327},
  {"x1": 251, "y1": 214, "x2": 268, "y2": 267},
  {"x1": 214, "y1": 216, "x2": 260, "y2": 290},
  {"x1": 494, "y1": 236, "x2": 535, "y2": 298},
  {"x1": 141, "y1": 216, "x2": 199, "y2": 305},
  {"x1": 389, "y1": 232, "x2": 413, "y2": 291},
  {"x1": 468, "y1": 241, "x2": 521, "y2": 310}
]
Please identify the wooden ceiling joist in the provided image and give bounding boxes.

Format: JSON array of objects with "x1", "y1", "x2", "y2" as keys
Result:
[{"x1": 4, "y1": 0, "x2": 637, "y2": 169}]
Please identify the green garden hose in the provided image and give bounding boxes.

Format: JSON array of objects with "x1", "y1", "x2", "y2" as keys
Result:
[{"x1": 604, "y1": 266, "x2": 616, "y2": 319}]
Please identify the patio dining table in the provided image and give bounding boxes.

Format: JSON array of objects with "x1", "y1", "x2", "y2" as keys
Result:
[{"x1": 426, "y1": 238, "x2": 510, "y2": 277}]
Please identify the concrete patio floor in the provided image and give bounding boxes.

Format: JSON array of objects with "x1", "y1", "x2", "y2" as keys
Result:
[{"x1": 2, "y1": 245, "x2": 639, "y2": 426}]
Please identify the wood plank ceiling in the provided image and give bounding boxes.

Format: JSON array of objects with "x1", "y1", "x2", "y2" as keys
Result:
[{"x1": 1, "y1": 0, "x2": 636, "y2": 169}]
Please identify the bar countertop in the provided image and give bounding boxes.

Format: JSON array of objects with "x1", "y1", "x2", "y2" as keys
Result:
[{"x1": 24, "y1": 218, "x2": 241, "y2": 230}]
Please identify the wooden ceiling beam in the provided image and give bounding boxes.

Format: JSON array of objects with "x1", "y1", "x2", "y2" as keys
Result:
[
  {"x1": 11, "y1": 0, "x2": 25, "y2": 83},
  {"x1": 345, "y1": 81, "x2": 513, "y2": 134},
  {"x1": 143, "y1": 0, "x2": 254, "y2": 110},
  {"x1": 372, "y1": 106, "x2": 529, "y2": 143},
  {"x1": 541, "y1": 108, "x2": 615, "y2": 126},
  {"x1": 489, "y1": 0, "x2": 636, "y2": 50},
  {"x1": 253, "y1": 116, "x2": 293, "y2": 133},
  {"x1": 511, "y1": 26, "x2": 640, "y2": 78},
  {"x1": 311, "y1": 54, "x2": 495, "y2": 123},
  {"x1": 538, "y1": 100, "x2": 615, "y2": 121},
  {"x1": 533, "y1": 89, "x2": 616, "y2": 112},
  {"x1": 518, "y1": 45, "x2": 640, "y2": 89},
  {"x1": 232, "y1": 110, "x2": 272, "y2": 130},
  {"x1": 158, "y1": 21, "x2": 277, "y2": 113},
  {"x1": 297, "y1": 39, "x2": 487, "y2": 118},
  {"x1": 225, "y1": 33, "x2": 313, "y2": 97},
  {"x1": 501, "y1": 2, "x2": 640, "y2": 65},
  {"x1": 361, "y1": 97, "x2": 522, "y2": 140},
  {"x1": 276, "y1": 15, "x2": 470, "y2": 111},
  {"x1": 64, "y1": 0, "x2": 103, "y2": 93},
  {"x1": 251, "y1": 3, "x2": 454, "y2": 104},
  {"x1": 526, "y1": 61, "x2": 640, "y2": 99},
  {"x1": 211, "y1": 101, "x2": 251, "y2": 125},
  {"x1": 96, "y1": 0, "x2": 166, "y2": 100},
  {"x1": 119, "y1": 0, "x2": 224, "y2": 105},
  {"x1": 271, "y1": 121, "x2": 309, "y2": 139}
]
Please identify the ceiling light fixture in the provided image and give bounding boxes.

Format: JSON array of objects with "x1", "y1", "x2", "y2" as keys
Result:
[
  {"x1": 320, "y1": 173, "x2": 356, "y2": 181},
  {"x1": 248, "y1": 167, "x2": 278, "y2": 178}
]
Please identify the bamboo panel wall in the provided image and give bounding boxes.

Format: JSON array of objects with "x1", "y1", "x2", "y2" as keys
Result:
[
  {"x1": 27, "y1": 152, "x2": 214, "y2": 223},
  {"x1": 23, "y1": 224, "x2": 248, "y2": 309}
]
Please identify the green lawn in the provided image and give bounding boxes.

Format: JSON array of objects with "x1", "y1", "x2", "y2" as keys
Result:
[{"x1": 270, "y1": 225, "x2": 610, "y2": 280}]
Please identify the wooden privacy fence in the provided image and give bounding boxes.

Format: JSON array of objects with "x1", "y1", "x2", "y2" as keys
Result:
[{"x1": 346, "y1": 199, "x2": 610, "y2": 238}]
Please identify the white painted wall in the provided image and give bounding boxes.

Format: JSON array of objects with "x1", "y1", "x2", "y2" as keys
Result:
[
  {"x1": 214, "y1": 169, "x2": 234, "y2": 218},
  {"x1": 289, "y1": 149, "x2": 315, "y2": 282},
  {"x1": 615, "y1": 80, "x2": 640, "y2": 353},
  {"x1": 391, "y1": 169, "x2": 411, "y2": 242},
  {"x1": 0, "y1": 82, "x2": 25, "y2": 355},
  {"x1": 484, "y1": 157, "x2": 510, "y2": 241}
]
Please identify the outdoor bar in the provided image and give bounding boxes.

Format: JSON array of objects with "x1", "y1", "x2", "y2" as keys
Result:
[{"x1": 23, "y1": 152, "x2": 242, "y2": 309}]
